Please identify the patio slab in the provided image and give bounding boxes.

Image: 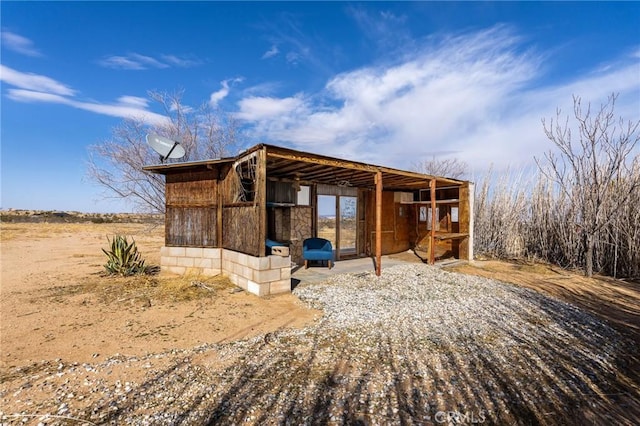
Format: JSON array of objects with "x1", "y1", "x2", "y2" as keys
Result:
[{"x1": 291, "y1": 251, "x2": 465, "y2": 287}]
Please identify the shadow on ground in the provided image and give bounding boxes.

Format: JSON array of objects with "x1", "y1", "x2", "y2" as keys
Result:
[{"x1": 91, "y1": 284, "x2": 640, "y2": 426}]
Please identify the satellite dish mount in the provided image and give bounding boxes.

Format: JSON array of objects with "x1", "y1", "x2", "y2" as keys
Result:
[{"x1": 146, "y1": 133, "x2": 186, "y2": 163}]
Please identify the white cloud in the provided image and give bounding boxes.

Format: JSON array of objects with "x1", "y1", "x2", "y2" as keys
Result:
[
  {"x1": 98, "y1": 55, "x2": 147, "y2": 70},
  {"x1": 209, "y1": 84, "x2": 229, "y2": 107},
  {"x1": 2, "y1": 67, "x2": 167, "y2": 126},
  {"x1": 348, "y1": 6, "x2": 411, "y2": 51},
  {"x1": 75, "y1": 100, "x2": 168, "y2": 125},
  {"x1": 236, "y1": 95, "x2": 305, "y2": 120},
  {"x1": 98, "y1": 52, "x2": 200, "y2": 70},
  {"x1": 7, "y1": 89, "x2": 167, "y2": 126},
  {"x1": 262, "y1": 45, "x2": 279, "y2": 59},
  {"x1": 260, "y1": 13, "x2": 333, "y2": 75},
  {"x1": 209, "y1": 78, "x2": 243, "y2": 107},
  {"x1": 286, "y1": 51, "x2": 302, "y2": 65},
  {"x1": 116, "y1": 96, "x2": 149, "y2": 108},
  {"x1": 161, "y1": 54, "x2": 201, "y2": 67},
  {"x1": 242, "y1": 81, "x2": 281, "y2": 97},
  {"x1": 237, "y1": 26, "x2": 640, "y2": 172},
  {"x1": 7, "y1": 89, "x2": 168, "y2": 125},
  {"x1": 6, "y1": 89, "x2": 70, "y2": 104},
  {"x1": 1, "y1": 31, "x2": 42, "y2": 57},
  {"x1": 0, "y1": 65, "x2": 76, "y2": 96}
]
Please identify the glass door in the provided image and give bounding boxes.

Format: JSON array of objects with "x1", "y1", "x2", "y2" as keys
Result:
[
  {"x1": 316, "y1": 194, "x2": 358, "y2": 259},
  {"x1": 339, "y1": 196, "x2": 357, "y2": 255},
  {"x1": 317, "y1": 195, "x2": 337, "y2": 249}
]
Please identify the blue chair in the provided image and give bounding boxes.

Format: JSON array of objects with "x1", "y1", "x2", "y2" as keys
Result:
[{"x1": 303, "y1": 238, "x2": 334, "y2": 269}]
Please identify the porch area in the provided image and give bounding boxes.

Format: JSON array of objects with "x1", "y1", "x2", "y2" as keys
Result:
[{"x1": 292, "y1": 250, "x2": 464, "y2": 286}]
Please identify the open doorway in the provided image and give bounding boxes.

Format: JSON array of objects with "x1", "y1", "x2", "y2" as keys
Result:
[{"x1": 317, "y1": 194, "x2": 357, "y2": 260}]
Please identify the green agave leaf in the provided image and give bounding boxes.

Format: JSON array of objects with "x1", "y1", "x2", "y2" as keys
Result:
[{"x1": 102, "y1": 234, "x2": 148, "y2": 276}]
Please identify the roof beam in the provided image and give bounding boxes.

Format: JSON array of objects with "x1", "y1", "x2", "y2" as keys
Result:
[{"x1": 267, "y1": 150, "x2": 378, "y2": 174}]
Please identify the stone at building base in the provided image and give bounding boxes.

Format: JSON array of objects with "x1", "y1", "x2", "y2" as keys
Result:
[{"x1": 160, "y1": 246, "x2": 291, "y2": 296}]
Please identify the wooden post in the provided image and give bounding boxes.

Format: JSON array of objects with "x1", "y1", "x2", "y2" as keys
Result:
[
  {"x1": 430, "y1": 178, "x2": 436, "y2": 265},
  {"x1": 335, "y1": 195, "x2": 341, "y2": 260},
  {"x1": 257, "y1": 148, "x2": 267, "y2": 257},
  {"x1": 375, "y1": 171, "x2": 382, "y2": 276},
  {"x1": 217, "y1": 183, "x2": 223, "y2": 247},
  {"x1": 458, "y1": 182, "x2": 474, "y2": 261}
]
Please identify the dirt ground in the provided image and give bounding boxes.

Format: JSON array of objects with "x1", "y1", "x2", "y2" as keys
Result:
[
  {"x1": 3, "y1": 219, "x2": 639, "y2": 374},
  {"x1": 1, "y1": 217, "x2": 639, "y2": 424},
  {"x1": 445, "y1": 258, "x2": 640, "y2": 397},
  {"x1": 445, "y1": 259, "x2": 640, "y2": 342},
  {"x1": 0, "y1": 220, "x2": 319, "y2": 378}
]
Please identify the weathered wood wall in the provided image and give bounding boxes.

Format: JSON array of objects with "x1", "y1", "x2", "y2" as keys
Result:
[
  {"x1": 220, "y1": 148, "x2": 267, "y2": 257},
  {"x1": 165, "y1": 170, "x2": 218, "y2": 247},
  {"x1": 223, "y1": 205, "x2": 262, "y2": 255},
  {"x1": 166, "y1": 207, "x2": 217, "y2": 246},
  {"x1": 458, "y1": 182, "x2": 472, "y2": 260},
  {"x1": 162, "y1": 148, "x2": 268, "y2": 256},
  {"x1": 365, "y1": 191, "x2": 413, "y2": 255}
]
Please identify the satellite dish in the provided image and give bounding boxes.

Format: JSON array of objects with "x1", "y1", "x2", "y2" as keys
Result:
[{"x1": 146, "y1": 133, "x2": 186, "y2": 163}]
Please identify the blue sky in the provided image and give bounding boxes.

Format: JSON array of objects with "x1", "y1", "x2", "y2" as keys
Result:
[{"x1": 1, "y1": 1, "x2": 639, "y2": 213}]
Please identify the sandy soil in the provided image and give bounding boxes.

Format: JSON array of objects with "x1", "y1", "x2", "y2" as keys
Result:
[
  {"x1": 0, "y1": 221, "x2": 319, "y2": 375},
  {"x1": 1, "y1": 218, "x2": 639, "y2": 424},
  {"x1": 446, "y1": 259, "x2": 640, "y2": 393},
  {"x1": 446, "y1": 259, "x2": 640, "y2": 341}
]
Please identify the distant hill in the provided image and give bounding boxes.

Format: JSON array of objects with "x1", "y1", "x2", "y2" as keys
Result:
[{"x1": 0, "y1": 209, "x2": 163, "y2": 224}]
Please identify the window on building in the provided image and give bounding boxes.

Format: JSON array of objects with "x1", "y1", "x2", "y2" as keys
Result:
[
  {"x1": 426, "y1": 207, "x2": 440, "y2": 230},
  {"x1": 297, "y1": 185, "x2": 310, "y2": 205}
]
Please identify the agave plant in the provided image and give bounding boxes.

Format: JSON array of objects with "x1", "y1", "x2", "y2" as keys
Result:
[{"x1": 102, "y1": 234, "x2": 147, "y2": 276}]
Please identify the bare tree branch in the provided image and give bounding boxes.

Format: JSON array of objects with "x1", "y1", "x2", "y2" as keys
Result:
[
  {"x1": 86, "y1": 91, "x2": 241, "y2": 213},
  {"x1": 411, "y1": 157, "x2": 469, "y2": 179},
  {"x1": 536, "y1": 93, "x2": 640, "y2": 277}
]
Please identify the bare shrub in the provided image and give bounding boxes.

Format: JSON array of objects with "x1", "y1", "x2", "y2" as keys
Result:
[
  {"x1": 474, "y1": 95, "x2": 639, "y2": 279},
  {"x1": 473, "y1": 168, "x2": 530, "y2": 259},
  {"x1": 412, "y1": 156, "x2": 469, "y2": 179},
  {"x1": 538, "y1": 93, "x2": 640, "y2": 277}
]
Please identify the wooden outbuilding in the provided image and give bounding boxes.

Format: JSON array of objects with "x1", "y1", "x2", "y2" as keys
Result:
[{"x1": 144, "y1": 144, "x2": 474, "y2": 296}]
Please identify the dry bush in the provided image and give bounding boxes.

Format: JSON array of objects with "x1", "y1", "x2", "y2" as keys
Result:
[
  {"x1": 474, "y1": 168, "x2": 640, "y2": 278},
  {"x1": 475, "y1": 94, "x2": 639, "y2": 279},
  {"x1": 46, "y1": 274, "x2": 233, "y2": 305},
  {"x1": 473, "y1": 169, "x2": 530, "y2": 259}
]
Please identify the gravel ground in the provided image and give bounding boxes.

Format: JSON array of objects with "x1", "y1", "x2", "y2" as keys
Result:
[{"x1": 2, "y1": 264, "x2": 637, "y2": 425}]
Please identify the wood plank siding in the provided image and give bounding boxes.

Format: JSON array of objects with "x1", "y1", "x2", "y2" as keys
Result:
[
  {"x1": 222, "y1": 205, "x2": 262, "y2": 255},
  {"x1": 165, "y1": 170, "x2": 218, "y2": 247},
  {"x1": 364, "y1": 190, "x2": 415, "y2": 256}
]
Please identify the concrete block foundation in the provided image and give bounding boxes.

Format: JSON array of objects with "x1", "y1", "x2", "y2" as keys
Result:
[{"x1": 159, "y1": 246, "x2": 291, "y2": 296}]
